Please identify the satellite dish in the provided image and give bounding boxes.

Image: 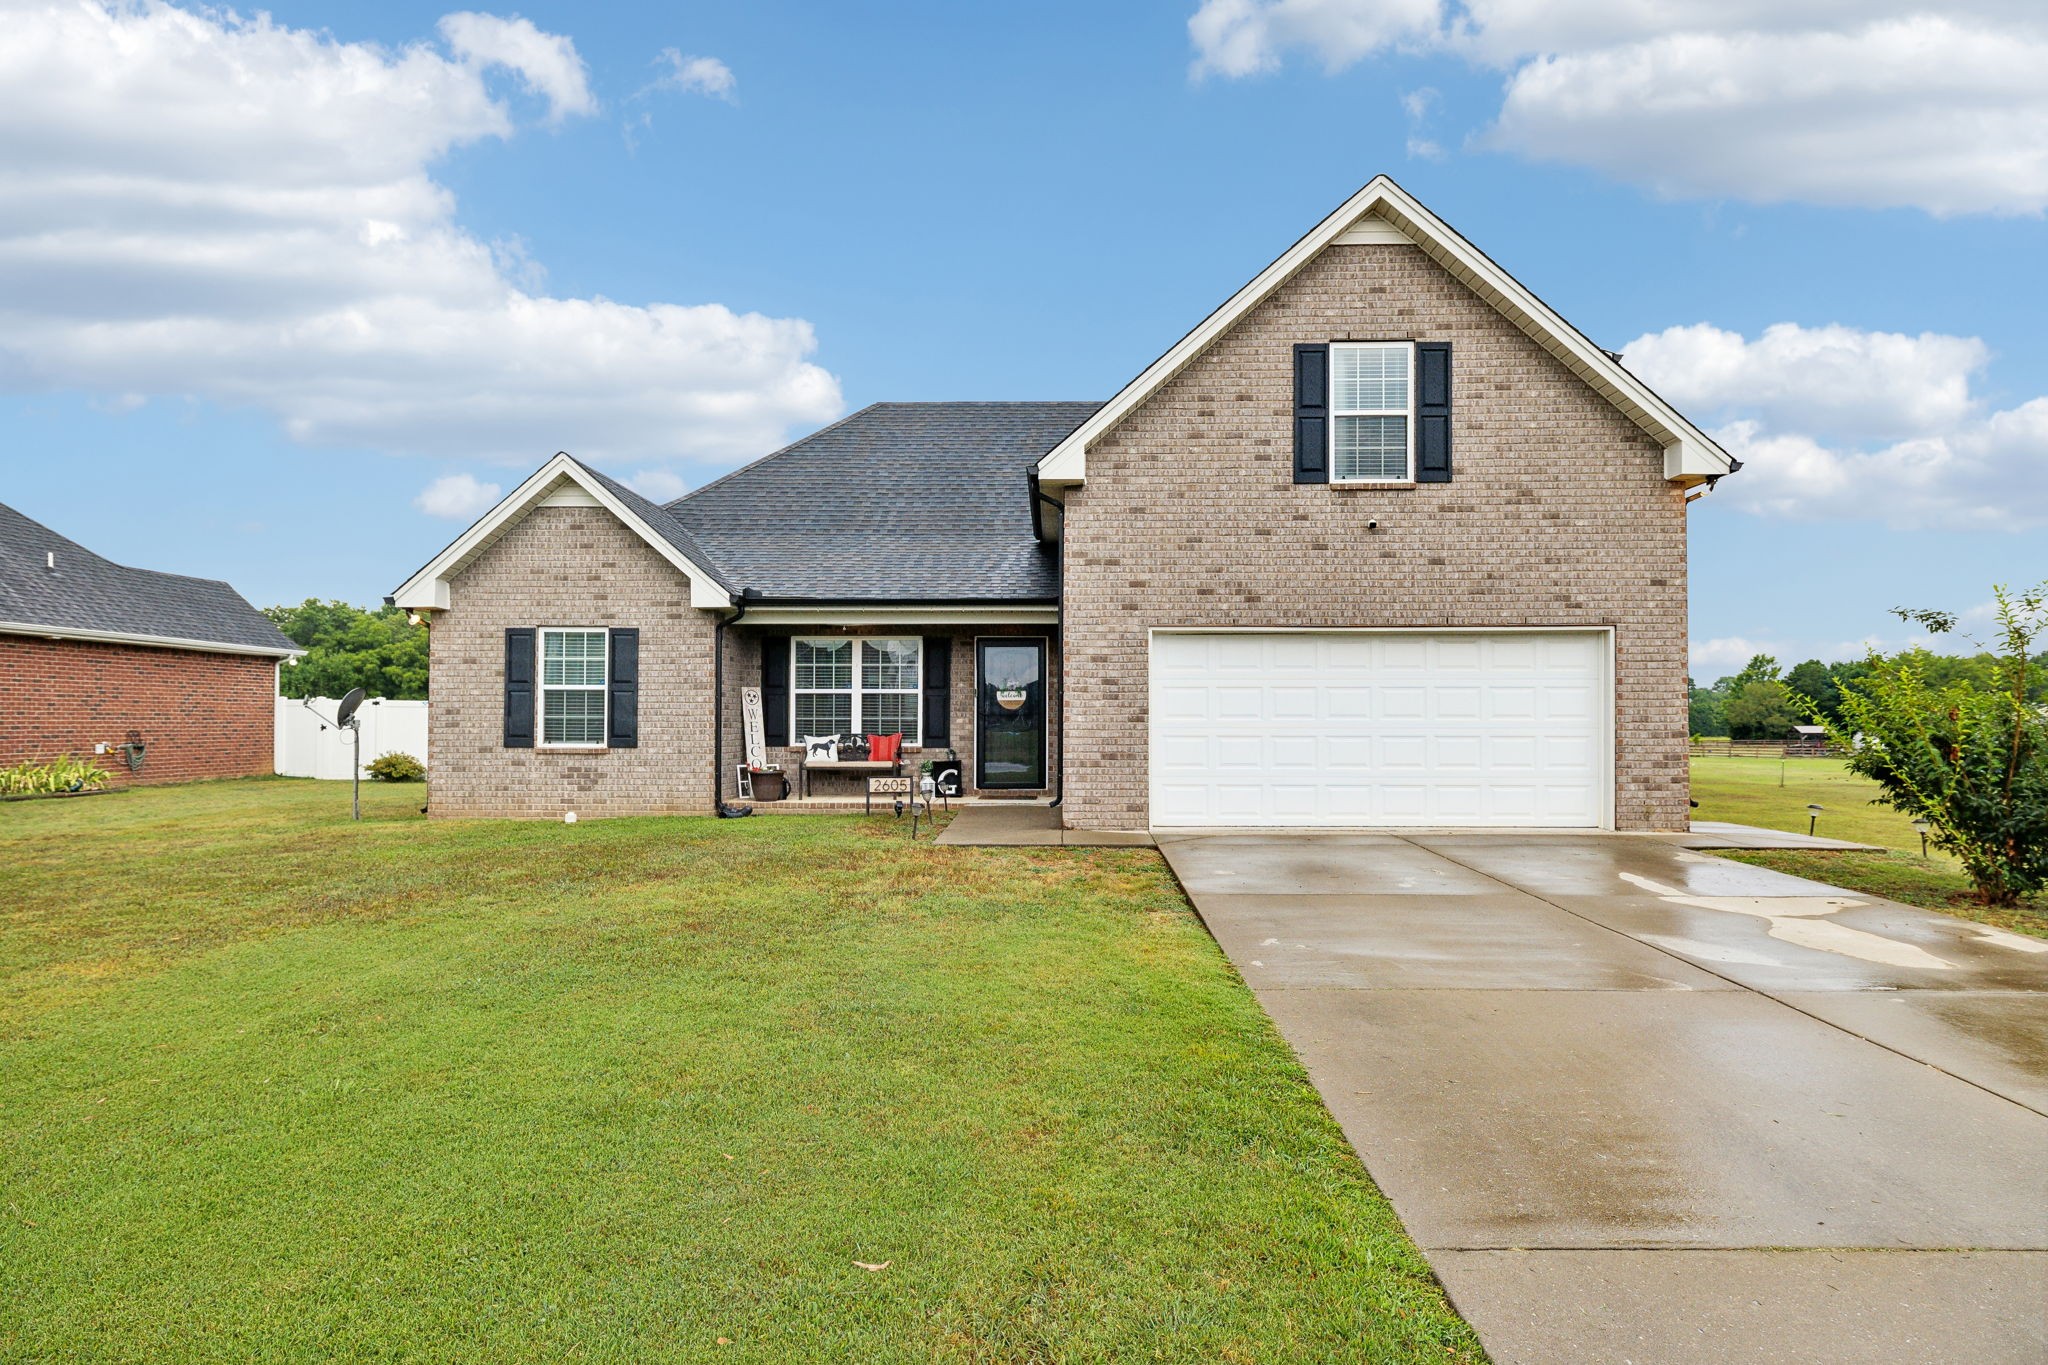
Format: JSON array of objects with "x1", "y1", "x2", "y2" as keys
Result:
[{"x1": 335, "y1": 687, "x2": 367, "y2": 728}]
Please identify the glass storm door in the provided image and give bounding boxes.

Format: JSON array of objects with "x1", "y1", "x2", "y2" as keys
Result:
[{"x1": 975, "y1": 638, "x2": 1047, "y2": 790}]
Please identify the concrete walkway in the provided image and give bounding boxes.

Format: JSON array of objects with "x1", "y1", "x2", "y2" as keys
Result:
[
  {"x1": 1155, "y1": 830, "x2": 2048, "y2": 1364},
  {"x1": 1671, "y1": 819, "x2": 1880, "y2": 851},
  {"x1": 934, "y1": 804, "x2": 1153, "y2": 847}
]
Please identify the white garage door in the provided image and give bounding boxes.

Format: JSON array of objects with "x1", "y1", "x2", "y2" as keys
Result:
[{"x1": 1149, "y1": 630, "x2": 1609, "y2": 828}]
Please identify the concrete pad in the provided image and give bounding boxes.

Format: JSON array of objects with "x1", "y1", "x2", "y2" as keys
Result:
[
  {"x1": 936, "y1": 806, "x2": 1154, "y2": 847},
  {"x1": 1191, "y1": 891, "x2": 1728, "y2": 992},
  {"x1": 1776, "y1": 990, "x2": 2048, "y2": 1114},
  {"x1": 1064, "y1": 828, "x2": 1154, "y2": 847},
  {"x1": 1255, "y1": 987, "x2": 2048, "y2": 1249},
  {"x1": 1673, "y1": 820, "x2": 1881, "y2": 851},
  {"x1": 935, "y1": 805, "x2": 1062, "y2": 846},
  {"x1": 1548, "y1": 888, "x2": 2048, "y2": 994},
  {"x1": 1407, "y1": 833, "x2": 1835, "y2": 898},
  {"x1": 1160, "y1": 835, "x2": 1499, "y2": 897},
  {"x1": 1433, "y1": 1250, "x2": 2048, "y2": 1365}
]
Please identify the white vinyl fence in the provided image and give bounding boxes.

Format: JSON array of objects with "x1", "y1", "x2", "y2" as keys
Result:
[{"x1": 275, "y1": 697, "x2": 429, "y2": 780}]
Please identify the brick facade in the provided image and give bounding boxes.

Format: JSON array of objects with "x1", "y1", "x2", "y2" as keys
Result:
[
  {"x1": 0, "y1": 634, "x2": 276, "y2": 786},
  {"x1": 1058, "y1": 242, "x2": 1689, "y2": 832},
  {"x1": 428, "y1": 505, "x2": 718, "y2": 818}
]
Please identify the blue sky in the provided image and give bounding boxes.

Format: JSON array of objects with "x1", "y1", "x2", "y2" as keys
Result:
[{"x1": 2, "y1": 1, "x2": 2042, "y2": 680}]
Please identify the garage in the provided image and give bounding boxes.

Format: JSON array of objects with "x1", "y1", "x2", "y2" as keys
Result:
[{"x1": 1148, "y1": 630, "x2": 1611, "y2": 828}]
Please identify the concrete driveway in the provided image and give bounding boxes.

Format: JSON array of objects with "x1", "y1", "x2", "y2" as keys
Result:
[{"x1": 1155, "y1": 831, "x2": 2048, "y2": 1364}]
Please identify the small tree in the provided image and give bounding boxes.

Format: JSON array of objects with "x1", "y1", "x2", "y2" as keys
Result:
[{"x1": 1823, "y1": 582, "x2": 2047, "y2": 905}]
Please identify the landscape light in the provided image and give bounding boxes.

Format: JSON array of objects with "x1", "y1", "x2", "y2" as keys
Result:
[
  {"x1": 1913, "y1": 817, "x2": 1931, "y2": 858},
  {"x1": 1806, "y1": 803, "x2": 1823, "y2": 837}
]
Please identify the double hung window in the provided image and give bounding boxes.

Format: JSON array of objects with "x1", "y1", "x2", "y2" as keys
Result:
[
  {"x1": 792, "y1": 637, "x2": 922, "y2": 744},
  {"x1": 1331, "y1": 341, "x2": 1414, "y2": 482}
]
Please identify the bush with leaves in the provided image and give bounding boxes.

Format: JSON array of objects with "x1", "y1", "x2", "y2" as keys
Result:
[
  {"x1": 365, "y1": 751, "x2": 426, "y2": 783},
  {"x1": 1821, "y1": 582, "x2": 2047, "y2": 905},
  {"x1": 0, "y1": 754, "x2": 112, "y2": 796}
]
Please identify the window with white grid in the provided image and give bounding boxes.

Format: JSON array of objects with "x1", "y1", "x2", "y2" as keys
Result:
[
  {"x1": 540, "y1": 628, "x2": 607, "y2": 747},
  {"x1": 1331, "y1": 341, "x2": 1414, "y2": 482},
  {"x1": 791, "y1": 636, "x2": 921, "y2": 745}
]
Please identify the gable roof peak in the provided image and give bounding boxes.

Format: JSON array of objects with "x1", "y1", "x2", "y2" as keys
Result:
[{"x1": 1036, "y1": 174, "x2": 1734, "y2": 487}]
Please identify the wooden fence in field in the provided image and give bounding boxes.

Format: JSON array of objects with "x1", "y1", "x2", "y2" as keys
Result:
[{"x1": 1689, "y1": 739, "x2": 1842, "y2": 759}]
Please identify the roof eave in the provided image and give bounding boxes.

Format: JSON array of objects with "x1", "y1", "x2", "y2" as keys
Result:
[{"x1": 0, "y1": 620, "x2": 302, "y2": 658}]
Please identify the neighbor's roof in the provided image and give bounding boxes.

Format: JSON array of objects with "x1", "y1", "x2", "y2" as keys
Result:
[
  {"x1": 668, "y1": 402, "x2": 1099, "y2": 601},
  {"x1": 0, "y1": 500, "x2": 298, "y2": 656}
]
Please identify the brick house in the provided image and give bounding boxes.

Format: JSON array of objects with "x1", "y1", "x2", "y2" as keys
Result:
[
  {"x1": 392, "y1": 177, "x2": 1737, "y2": 829},
  {"x1": 0, "y1": 501, "x2": 299, "y2": 786}
]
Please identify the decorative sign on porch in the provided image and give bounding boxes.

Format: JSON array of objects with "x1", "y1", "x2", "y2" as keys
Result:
[{"x1": 741, "y1": 685, "x2": 767, "y2": 770}]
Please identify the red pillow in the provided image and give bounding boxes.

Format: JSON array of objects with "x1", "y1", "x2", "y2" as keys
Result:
[{"x1": 867, "y1": 733, "x2": 902, "y2": 763}]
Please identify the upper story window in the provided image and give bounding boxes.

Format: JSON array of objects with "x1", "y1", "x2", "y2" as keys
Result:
[
  {"x1": 1331, "y1": 341, "x2": 1414, "y2": 482},
  {"x1": 792, "y1": 636, "x2": 922, "y2": 744},
  {"x1": 540, "y1": 628, "x2": 607, "y2": 747}
]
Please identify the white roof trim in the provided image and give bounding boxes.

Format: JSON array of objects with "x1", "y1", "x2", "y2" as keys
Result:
[
  {"x1": 0, "y1": 621, "x2": 303, "y2": 658},
  {"x1": 391, "y1": 454, "x2": 732, "y2": 612},
  {"x1": 1037, "y1": 175, "x2": 1735, "y2": 487}
]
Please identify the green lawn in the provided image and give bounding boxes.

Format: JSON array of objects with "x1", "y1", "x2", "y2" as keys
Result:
[
  {"x1": 1689, "y1": 755, "x2": 2045, "y2": 938},
  {"x1": 0, "y1": 779, "x2": 1480, "y2": 1364}
]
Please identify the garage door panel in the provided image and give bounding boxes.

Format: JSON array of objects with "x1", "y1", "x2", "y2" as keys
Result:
[{"x1": 1150, "y1": 631, "x2": 1608, "y2": 828}]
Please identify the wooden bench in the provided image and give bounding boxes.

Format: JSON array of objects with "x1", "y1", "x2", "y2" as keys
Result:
[{"x1": 799, "y1": 758, "x2": 901, "y2": 799}]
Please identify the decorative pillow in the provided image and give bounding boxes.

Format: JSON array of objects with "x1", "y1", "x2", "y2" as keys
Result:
[
  {"x1": 802, "y1": 734, "x2": 839, "y2": 762},
  {"x1": 867, "y1": 733, "x2": 902, "y2": 763}
]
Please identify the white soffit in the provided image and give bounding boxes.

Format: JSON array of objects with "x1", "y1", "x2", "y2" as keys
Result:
[
  {"x1": 391, "y1": 454, "x2": 731, "y2": 612},
  {"x1": 1037, "y1": 177, "x2": 1734, "y2": 487}
]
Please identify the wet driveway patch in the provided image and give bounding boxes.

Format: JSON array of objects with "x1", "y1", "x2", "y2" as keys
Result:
[{"x1": 1158, "y1": 831, "x2": 2048, "y2": 1364}]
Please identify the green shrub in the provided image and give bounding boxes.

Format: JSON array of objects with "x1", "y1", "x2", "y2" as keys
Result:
[
  {"x1": 0, "y1": 754, "x2": 112, "y2": 796},
  {"x1": 1823, "y1": 582, "x2": 2047, "y2": 905},
  {"x1": 365, "y1": 751, "x2": 426, "y2": 782}
]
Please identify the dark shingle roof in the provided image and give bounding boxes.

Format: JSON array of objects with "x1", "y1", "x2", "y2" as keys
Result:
[
  {"x1": 0, "y1": 501, "x2": 297, "y2": 655},
  {"x1": 666, "y1": 402, "x2": 1097, "y2": 601}
]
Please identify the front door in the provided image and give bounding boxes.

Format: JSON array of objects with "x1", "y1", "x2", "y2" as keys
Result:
[{"x1": 976, "y1": 637, "x2": 1047, "y2": 790}]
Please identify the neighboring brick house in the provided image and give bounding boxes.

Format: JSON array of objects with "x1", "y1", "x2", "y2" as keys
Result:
[
  {"x1": 0, "y1": 501, "x2": 299, "y2": 786},
  {"x1": 393, "y1": 177, "x2": 1737, "y2": 829}
]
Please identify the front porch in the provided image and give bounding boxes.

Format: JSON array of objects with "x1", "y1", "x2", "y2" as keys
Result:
[{"x1": 721, "y1": 620, "x2": 1062, "y2": 808}]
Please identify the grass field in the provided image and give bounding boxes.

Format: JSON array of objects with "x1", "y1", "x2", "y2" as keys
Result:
[
  {"x1": 1688, "y1": 755, "x2": 2045, "y2": 938},
  {"x1": 0, "y1": 779, "x2": 1480, "y2": 1364}
]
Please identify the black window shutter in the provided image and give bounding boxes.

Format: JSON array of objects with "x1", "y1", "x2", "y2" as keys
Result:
[
  {"x1": 503, "y1": 628, "x2": 535, "y2": 748},
  {"x1": 1293, "y1": 342, "x2": 1329, "y2": 484},
  {"x1": 1415, "y1": 342, "x2": 1452, "y2": 483},
  {"x1": 607, "y1": 628, "x2": 639, "y2": 749},
  {"x1": 921, "y1": 636, "x2": 951, "y2": 746},
  {"x1": 761, "y1": 637, "x2": 789, "y2": 748}
]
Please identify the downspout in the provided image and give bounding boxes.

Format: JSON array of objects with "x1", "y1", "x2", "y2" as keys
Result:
[
  {"x1": 713, "y1": 587, "x2": 753, "y2": 809},
  {"x1": 1030, "y1": 471, "x2": 1068, "y2": 808}
]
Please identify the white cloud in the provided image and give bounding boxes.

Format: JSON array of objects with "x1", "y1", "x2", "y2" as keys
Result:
[
  {"x1": 414, "y1": 472, "x2": 502, "y2": 519},
  {"x1": 1624, "y1": 322, "x2": 2048, "y2": 531},
  {"x1": 624, "y1": 467, "x2": 687, "y2": 501},
  {"x1": 438, "y1": 11, "x2": 596, "y2": 121},
  {"x1": 0, "y1": 3, "x2": 841, "y2": 464},
  {"x1": 650, "y1": 50, "x2": 736, "y2": 101},
  {"x1": 1189, "y1": 0, "x2": 1442, "y2": 79},
  {"x1": 1186, "y1": 2, "x2": 2048, "y2": 216},
  {"x1": 1625, "y1": 323, "x2": 1987, "y2": 443}
]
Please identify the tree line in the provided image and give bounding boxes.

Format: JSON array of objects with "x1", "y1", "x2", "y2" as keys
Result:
[{"x1": 1690, "y1": 649, "x2": 2048, "y2": 741}]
